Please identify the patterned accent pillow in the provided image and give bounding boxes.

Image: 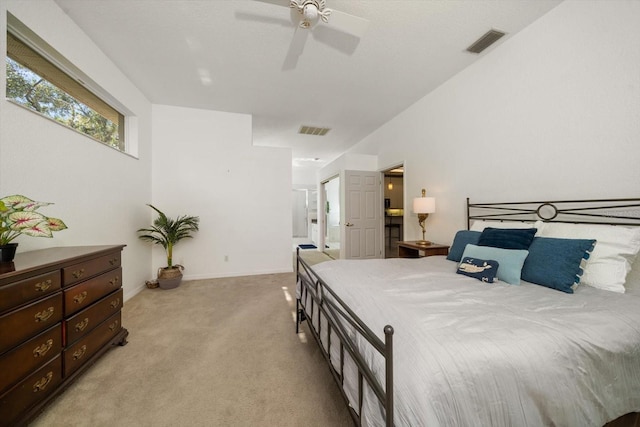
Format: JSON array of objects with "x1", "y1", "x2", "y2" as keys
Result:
[
  {"x1": 457, "y1": 257, "x2": 499, "y2": 283},
  {"x1": 461, "y1": 244, "x2": 529, "y2": 285}
]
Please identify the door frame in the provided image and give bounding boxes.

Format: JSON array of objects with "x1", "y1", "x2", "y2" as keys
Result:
[
  {"x1": 320, "y1": 164, "x2": 404, "y2": 259},
  {"x1": 320, "y1": 174, "x2": 339, "y2": 258},
  {"x1": 380, "y1": 163, "x2": 405, "y2": 258}
]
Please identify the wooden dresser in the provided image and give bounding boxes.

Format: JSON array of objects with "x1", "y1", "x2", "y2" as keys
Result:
[{"x1": 0, "y1": 245, "x2": 128, "y2": 426}]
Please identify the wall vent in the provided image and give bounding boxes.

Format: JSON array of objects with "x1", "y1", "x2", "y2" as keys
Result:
[
  {"x1": 466, "y1": 29, "x2": 506, "y2": 54},
  {"x1": 299, "y1": 125, "x2": 330, "y2": 136}
]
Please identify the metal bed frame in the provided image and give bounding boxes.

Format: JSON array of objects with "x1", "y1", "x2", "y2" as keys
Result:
[
  {"x1": 467, "y1": 197, "x2": 640, "y2": 229},
  {"x1": 295, "y1": 250, "x2": 394, "y2": 426},
  {"x1": 296, "y1": 197, "x2": 640, "y2": 427}
]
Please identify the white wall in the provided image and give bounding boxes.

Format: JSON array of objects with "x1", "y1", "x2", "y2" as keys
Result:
[
  {"x1": 0, "y1": 0, "x2": 153, "y2": 301},
  {"x1": 151, "y1": 105, "x2": 292, "y2": 279},
  {"x1": 292, "y1": 165, "x2": 317, "y2": 187},
  {"x1": 346, "y1": 0, "x2": 640, "y2": 246},
  {"x1": 319, "y1": 153, "x2": 378, "y2": 183}
]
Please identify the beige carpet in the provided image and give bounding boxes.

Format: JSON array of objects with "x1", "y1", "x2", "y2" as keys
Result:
[{"x1": 30, "y1": 253, "x2": 350, "y2": 427}]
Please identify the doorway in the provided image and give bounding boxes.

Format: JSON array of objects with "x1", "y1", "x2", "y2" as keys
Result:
[
  {"x1": 322, "y1": 176, "x2": 340, "y2": 259},
  {"x1": 292, "y1": 189, "x2": 308, "y2": 238},
  {"x1": 382, "y1": 165, "x2": 404, "y2": 258}
]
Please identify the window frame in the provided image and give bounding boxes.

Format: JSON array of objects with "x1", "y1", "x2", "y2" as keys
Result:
[{"x1": 5, "y1": 13, "x2": 128, "y2": 153}]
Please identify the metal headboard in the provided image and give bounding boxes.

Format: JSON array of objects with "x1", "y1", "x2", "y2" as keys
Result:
[{"x1": 467, "y1": 197, "x2": 640, "y2": 230}]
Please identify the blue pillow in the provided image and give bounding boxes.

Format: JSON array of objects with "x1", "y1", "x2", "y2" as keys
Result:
[
  {"x1": 461, "y1": 244, "x2": 529, "y2": 285},
  {"x1": 478, "y1": 227, "x2": 537, "y2": 250},
  {"x1": 447, "y1": 230, "x2": 481, "y2": 262},
  {"x1": 457, "y1": 257, "x2": 499, "y2": 283},
  {"x1": 521, "y1": 237, "x2": 596, "y2": 293}
]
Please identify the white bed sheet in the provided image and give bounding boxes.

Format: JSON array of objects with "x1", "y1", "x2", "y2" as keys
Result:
[{"x1": 309, "y1": 256, "x2": 640, "y2": 427}]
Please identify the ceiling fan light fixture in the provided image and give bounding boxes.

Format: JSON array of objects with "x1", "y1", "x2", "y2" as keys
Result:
[
  {"x1": 291, "y1": 0, "x2": 332, "y2": 28},
  {"x1": 303, "y1": 4, "x2": 318, "y2": 21}
]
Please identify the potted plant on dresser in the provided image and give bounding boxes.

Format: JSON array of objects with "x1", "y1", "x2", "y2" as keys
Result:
[
  {"x1": 0, "y1": 194, "x2": 67, "y2": 263},
  {"x1": 137, "y1": 204, "x2": 199, "y2": 289}
]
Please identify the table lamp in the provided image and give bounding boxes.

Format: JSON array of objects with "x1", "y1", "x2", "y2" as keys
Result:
[{"x1": 412, "y1": 189, "x2": 436, "y2": 246}]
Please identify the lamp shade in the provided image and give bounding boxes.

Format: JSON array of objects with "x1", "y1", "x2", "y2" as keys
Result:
[{"x1": 413, "y1": 197, "x2": 436, "y2": 214}]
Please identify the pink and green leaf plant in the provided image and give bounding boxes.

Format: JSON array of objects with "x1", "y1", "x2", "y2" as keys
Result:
[{"x1": 0, "y1": 195, "x2": 67, "y2": 245}]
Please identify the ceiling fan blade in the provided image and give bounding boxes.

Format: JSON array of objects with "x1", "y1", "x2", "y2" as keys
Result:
[
  {"x1": 253, "y1": 0, "x2": 290, "y2": 7},
  {"x1": 325, "y1": 9, "x2": 369, "y2": 38},
  {"x1": 282, "y1": 25, "x2": 308, "y2": 70},
  {"x1": 235, "y1": 11, "x2": 293, "y2": 28},
  {"x1": 289, "y1": 25, "x2": 309, "y2": 57},
  {"x1": 282, "y1": 51, "x2": 300, "y2": 71},
  {"x1": 312, "y1": 25, "x2": 360, "y2": 55}
]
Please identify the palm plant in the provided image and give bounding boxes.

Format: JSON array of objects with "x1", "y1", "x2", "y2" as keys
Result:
[{"x1": 137, "y1": 204, "x2": 199, "y2": 268}]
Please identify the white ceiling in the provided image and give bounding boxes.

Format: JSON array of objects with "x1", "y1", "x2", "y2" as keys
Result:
[{"x1": 53, "y1": 0, "x2": 562, "y2": 171}]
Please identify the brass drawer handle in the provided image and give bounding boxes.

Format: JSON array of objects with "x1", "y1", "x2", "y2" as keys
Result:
[
  {"x1": 33, "y1": 339, "x2": 54, "y2": 358},
  {"x1": 110, "y1": 298, "x2": 121, "y2": 309},
  {"x1": 109, "y1": 257, "x2": 118, "y2": 266},
  {"x1": 109, "y1": 277, "x2": 119, "y2": 286},
  {"x1": 73, "y1": 345, "x2": 87, "y2": 360},
  {"x1": 33, "y1": 371, "x2": 53, "y2": 393},
  {"x1": 72, "y1": 268, "x2": 85, "y2": 279},
  {"x1": 34, "y1": 307, "x2": 54, "y2": 322},
  {"x1": 35, "y1": 279, "x2": 52, "y2": 292},
  {"x1": 75, "y1": 317, "x2": 90, "y2": 332},
  {"x1": 109, "y1": 320, "x2": 120, "y2": 332},
  {"x1": 73, "y1": 291, "x2": 88, "y2": 304}
]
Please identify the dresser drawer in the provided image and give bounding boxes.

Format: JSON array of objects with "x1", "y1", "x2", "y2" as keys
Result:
[
  {"x1": 65, "y1": 288, "x2": 123, "y2": 345},
  {"x1": 0, "y1": 324, "x2": 62, "y2": 394},
  {"x1": 0, "y1": 293, "x2": 63, "y2": 354},
  {"x1": 0, "y1": 270, "x2": 61, "y2": 315},
  {"x1": 62, "y1": 252, "x2": 121, "y2": 287},
  {"x1": 63, "y1": 267, "x2": 122, "y2": 316},
  {"x1": 0, "y1": 355, "x2": 62, "y2": 427},
  {"x1": 64, "y1": 311, "x2": 122, "y2": 377}
]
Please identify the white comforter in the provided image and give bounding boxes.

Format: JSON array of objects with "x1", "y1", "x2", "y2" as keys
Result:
[{"x1": 309, "y1": 256, "x2": 640, "y2": 427}]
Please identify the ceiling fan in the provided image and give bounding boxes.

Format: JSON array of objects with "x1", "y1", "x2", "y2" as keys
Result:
[{"x1": 254, "y1": 0, "x2": 369, "y2": 68}]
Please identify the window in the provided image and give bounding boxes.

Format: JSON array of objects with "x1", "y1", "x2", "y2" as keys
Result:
[{"x1": 5, "y1": 15, "x2": 125, "y2": 151}]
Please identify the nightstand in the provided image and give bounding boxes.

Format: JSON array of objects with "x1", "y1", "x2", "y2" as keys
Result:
[{"x1": 397, "y1": 241, "x2": 449, "y2": 258}]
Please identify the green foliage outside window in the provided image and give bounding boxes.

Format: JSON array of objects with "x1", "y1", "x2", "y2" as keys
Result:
[{"x1": 6, "y1": 57, "x2": 121, "y2": 149}]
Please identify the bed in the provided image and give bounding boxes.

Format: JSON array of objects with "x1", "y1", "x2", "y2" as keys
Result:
[{"x1": 295, "y1": 198, "x2": 640, "y2": 427}]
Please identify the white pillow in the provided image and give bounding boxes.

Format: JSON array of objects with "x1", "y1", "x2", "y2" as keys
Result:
[
  {"x1": 470, "y1": 220, "x2": 536, "y2": 232},
  {"x1": 534, "y1": 221, "x2": 640, "y2": 293},
  {"x1": 624, "y1": 253, "x2": 640, "y2": 294}
]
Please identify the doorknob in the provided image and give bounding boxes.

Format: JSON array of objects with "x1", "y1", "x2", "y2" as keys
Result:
[{"x1": 345, "y1": 222, "x2": 354, "y2": 227}]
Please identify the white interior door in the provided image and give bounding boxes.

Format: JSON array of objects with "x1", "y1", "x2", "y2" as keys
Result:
[{"x1": 343, "y1": 170, "x2": 382, "y2": 259}]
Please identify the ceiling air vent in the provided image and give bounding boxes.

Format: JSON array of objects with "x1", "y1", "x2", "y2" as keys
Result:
[
  {"x1": 299, "y1": 125, "x2": 330, "y2": 136},
  {"x1": 466, "y1": 29, "x2": 506, "y2": 54}
]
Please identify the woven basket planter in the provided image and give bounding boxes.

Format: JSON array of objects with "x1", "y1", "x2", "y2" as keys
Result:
[{"x1": 157, "y1": 265, "x2": 184, "y2": 289}]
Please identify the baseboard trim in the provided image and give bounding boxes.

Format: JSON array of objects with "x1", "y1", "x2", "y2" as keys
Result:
[{"x1": 182, "y1": 268, "x2": 293, "y2": 281}]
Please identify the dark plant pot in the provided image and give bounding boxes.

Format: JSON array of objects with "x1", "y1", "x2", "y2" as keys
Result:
[
  {"x1": 0, "y1": 262, "x2": 15, "y2": 274},
  {"x1": 0, "y1": 243, "x2": 18, "y2": 263},
  {"x1": 157, "y1": 265, "x2": 184, "y2": 289}
]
